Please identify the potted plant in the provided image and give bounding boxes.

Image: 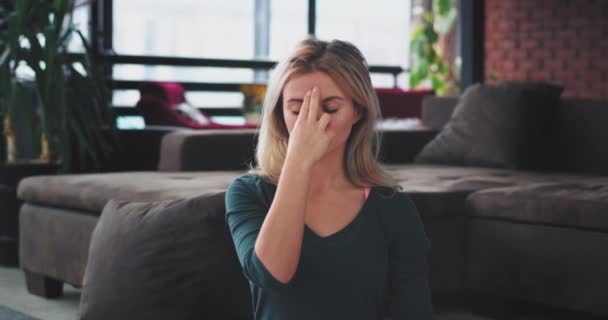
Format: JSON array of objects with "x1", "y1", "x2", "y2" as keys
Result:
[
  {"x1": 240, "y1": 83, "x2": 266, "y2": 124},
  {"x1": 409, "y1": 0, "x2": 459, "y2": 96},
  {"x1": 0, "y1": 0, "x2": 117, "y2": 173}
]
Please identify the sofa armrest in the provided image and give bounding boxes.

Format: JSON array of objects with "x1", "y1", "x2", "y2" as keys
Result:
[
  {"x1": 158, "y1": 129, "x2": 258, "y2": 172},
  {"x1": 377, "y1": 129, "x2": 438, "y2": 164},
  {"x1": 421, "y1": 95, "x2": 459, "y2": 130}
]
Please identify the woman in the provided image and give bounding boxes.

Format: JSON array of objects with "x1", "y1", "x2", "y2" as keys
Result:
[{"x1": 225, "y1": 38, "x2": 433, "y2": 319}]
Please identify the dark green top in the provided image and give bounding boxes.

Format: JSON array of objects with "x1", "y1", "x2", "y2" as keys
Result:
[{"x1": 225, "y1": 174, "x2": 433, "y2": 320}]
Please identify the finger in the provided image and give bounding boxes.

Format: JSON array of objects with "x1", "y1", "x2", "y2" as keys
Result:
[
  {"x1": 318, "y1": 112, "x2": 331, "y2": 131},
  {"x1": 299, "y1": 89, "x2": 311, "y2": 121},
  {"x1": 308, "y1": 86, "x2": 320, "y2": 122}
]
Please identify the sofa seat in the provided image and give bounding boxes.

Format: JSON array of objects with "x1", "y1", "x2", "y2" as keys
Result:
[
  {"x1": 463, "y1": 179, "x2": 608, "y2": 316},
  {"x1": 467, "y1": 180, "x2": 608, "y2": 231},
  {"x1": 17, "y1": 171, "x2": 247, "y2": 213}
]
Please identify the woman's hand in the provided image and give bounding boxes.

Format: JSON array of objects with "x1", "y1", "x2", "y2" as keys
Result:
[{"x1": 285, "y1": 86, "x2": 334, "y2": 168}]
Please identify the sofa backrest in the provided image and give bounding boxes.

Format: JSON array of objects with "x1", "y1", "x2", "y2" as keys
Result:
[
  {"x1": 420, "y1": 96, "x2": 608, "y2": 176},
  {"x1": 420, "y1": 96, "x2": 459, "y2": 130},
  {"x1": 158, "y1": 129, "x2": 259, "y2": 171},
  {"x1": 547, "y1": 99, "x2": 608, "y2": 176}
]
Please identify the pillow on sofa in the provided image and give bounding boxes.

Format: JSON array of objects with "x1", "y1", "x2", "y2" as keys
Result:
[
  {"x1": 79, "y1": 192, "x2": 251, "y2": 320},
  {"x1": 414, "y1": 81, "x2": 563, "y2": 169}
]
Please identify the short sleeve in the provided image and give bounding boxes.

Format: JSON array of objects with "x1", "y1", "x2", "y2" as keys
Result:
[
  {"x1": 224, "y1": 175, "x2": 291, "y2": 291},
  {"x1": 387, "y1": 193, "x2": 433, "y2": 319}
]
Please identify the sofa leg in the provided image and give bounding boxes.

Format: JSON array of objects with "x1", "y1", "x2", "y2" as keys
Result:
[{"x1": 24, "y1": 270, "x2": 64, "y2": 298}]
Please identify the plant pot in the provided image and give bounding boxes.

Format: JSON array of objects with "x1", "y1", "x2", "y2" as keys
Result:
[
  {"x1": 243, "y1": 111, "x2": 262, "y2": 124},
  {"x1": 0, "y1": 160, "x2": 59, "y2": 266}
]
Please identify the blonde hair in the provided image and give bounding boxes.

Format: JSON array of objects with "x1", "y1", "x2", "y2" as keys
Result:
[{"x1": 250, "y1": 38, "x2": 401, "y2": 192}]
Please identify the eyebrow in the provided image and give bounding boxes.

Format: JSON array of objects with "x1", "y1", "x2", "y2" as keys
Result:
[{"x1": 287, "y1": 96, "x2": 345, "y2": 104}]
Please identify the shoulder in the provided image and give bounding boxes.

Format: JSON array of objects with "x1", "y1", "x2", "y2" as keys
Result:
[
  {"x1": 226, "y1": 173, "x2": 276, "y2": 206},
  {"x1": 375, "y1": 187, "x2": 418, "y2": 217},
  {"x1": 374, "y1": 188, "x2": 427, "y2": 241},
  {"x1": 228, "y1": 173, "x2": 273, "y2": 191}
]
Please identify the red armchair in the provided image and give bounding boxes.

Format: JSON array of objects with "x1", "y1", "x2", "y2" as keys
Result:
[
  {"x1": 136, "y1": 82, "x2": 258, "y2": 129},
  {"x1": 375, "y1": 88, "x2": 434, "y2": 119}
]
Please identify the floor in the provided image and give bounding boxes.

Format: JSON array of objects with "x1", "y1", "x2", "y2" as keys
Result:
[
  {"x1": 0, "y1": 266, "x2": 80, "y2": 320},
  {"x1": 0, "y1": 264, "x2": 487, "y2": 320},
  {"x1": 1, "y1": 264, "x2": 603, "y2": 320}
]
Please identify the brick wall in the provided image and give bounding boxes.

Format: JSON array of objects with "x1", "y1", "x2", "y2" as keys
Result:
[{"x1": 485, "y1": 0, "x2": 608, "y2": 100}]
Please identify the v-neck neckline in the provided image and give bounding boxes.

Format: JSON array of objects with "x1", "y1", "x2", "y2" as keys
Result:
[{"x1": 304, "y1": 186, "x2": 375, "y2": 243}]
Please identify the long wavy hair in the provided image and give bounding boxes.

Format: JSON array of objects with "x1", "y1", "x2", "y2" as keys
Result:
[{"x1": 250, "y1": 38, "x2": 401, "y2": 192}]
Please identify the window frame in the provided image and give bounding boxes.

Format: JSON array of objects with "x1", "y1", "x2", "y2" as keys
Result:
[{"x1": 90, "y1": 0, "x2": 408, "y2": 115}]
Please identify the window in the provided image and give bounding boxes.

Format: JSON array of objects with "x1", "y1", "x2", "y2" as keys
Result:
[
  {"x1": 269, "y1": 0, "x2": 308, "y2": 60},
  {"x1": 109, "y1": 0, "x2": 412, "y2": 108},
  {"x1": 67, "y1": 3, "x2": 90, "y2": 53},
  {"x1": 317, "y1": 0, "x2": 411, "y2": 88}
]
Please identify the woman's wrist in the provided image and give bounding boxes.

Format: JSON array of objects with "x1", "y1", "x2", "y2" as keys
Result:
[{"x1": 284, "y1": 152, "x2": 315, "y2": 174}]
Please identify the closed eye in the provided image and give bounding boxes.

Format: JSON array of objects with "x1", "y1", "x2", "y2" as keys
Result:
[{"x1": 323, "y1": 105, "x2": 338, "y2": 114}]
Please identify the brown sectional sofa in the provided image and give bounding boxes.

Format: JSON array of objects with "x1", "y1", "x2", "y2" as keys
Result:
[{"x1": 16, "y1": 96, "x2": 608, "y2": 318}]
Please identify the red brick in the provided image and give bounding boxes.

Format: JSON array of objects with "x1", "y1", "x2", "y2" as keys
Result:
[
  {"x1": 498, "y1": 39, "x2": 518, "y2": 50},
  {"x1": 530, "y1": 30, "x2": 552, "y2": 40},
  {"x1": 567, "y1": 60, "x2": 589, "y2": 69},
  {"x1": 496, "y1": 21, "x2": 518, "y2": 32},
  {"x1": 530, "y1": 71, "x2": 552, "y2": 81},
  {"x1": 519, "y1": 21, "x2": 541, "y2": 32},
  {"x1": 504, "y1": 10, "x2": 528, "y2": 19},
  {"x1": 591, "y1": 82, "x2": 606, "y2": 92},
  {"x1": 532, "y1": 50, "x2": 552, "y2": 59},
  {"x1": 591, "y1": 60, "x2": 608, "y2": 69},
  {"x1": 519, "y1": 59, "x2": 540, "y2": 70},
  {"x1": 486, "y1": 49, "x2": 508, "y2": 61},
  {"x1": 510, "y1": 50, "x2": 529, "y2": 59},
  {"x1": 521, "y1": 39, "x2": 540, "y2": 49},
  {"x1": 542, "y1": 39, "x2": 563, "y2": 49},
  {"x1": 554, "y1": 30, "x2": 577, "y2": 41},
  {"x1": 494, "y1": 1, "x2": 517, "y2": 9},
  {"x1": 581, "y1": 29, "x2": 605, "y2": 42},
  {"x1": 569, "y1": 18, "x2": 590, "y2": 28},
  {"x1": 567, "y1": 82, "x2": 588, "y2": 91},
  {"x1": 544, "y1": 59, "x2": 564, "y2": 70},
  {"x1": 579, "y1": 72, "x2": 603, "y2": 82},
  {"x1": 554, "y1": 71, "x2": 576, "y2": 82},
  {"x1": 542, "y1": 19, "x2": 565, "y2": 30},
  {"x1": 485, "y1": 41, "x2": 500, "y2": 51},
  {"x1": 502, "y1": 60, "x2": 517, "y2": 71},
  {"x1": 579, "y1": 49, "x2": 602, "y2": 59},
  {"x1": 555, "y1": 49, "x2": 577, "y2": 59}
]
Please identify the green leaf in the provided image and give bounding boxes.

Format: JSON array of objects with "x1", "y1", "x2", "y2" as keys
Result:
[
  {"x1": 15, "y1": 0, "x2": 27, "y2": 23},
  {"x1": 436, "y1": 0, "x2": 453, "y2": 17},
  {"x1": 411, "y1": 37, "x2": 426, "y2": 58},
  {"x1": 413, "y1": 60, "x2": 429, "y2": 82},
  {"x1": 53, "y1": 0, "x2": 68, "y2": 35},
  {"x1": 431, "y1": 74, "x2": 443, "y2": 93},
  {"x1": 0, "y1": 47, "x2": 10, "y2": 67},
  {"x1": 423, "y1": 24, "x2": 438, "y2": 43},
  {"x1": 438, "y1": 9, "x2": 457, "y2": 34},
  {"x1": 410, "y1": 70, "x2": 421, "y2": 89}
]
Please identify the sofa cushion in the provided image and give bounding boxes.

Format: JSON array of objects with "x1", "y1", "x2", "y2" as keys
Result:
[
  {"x1": 17, "y1": 171, "x2": 245, "y2": 213},
  {"x1": 467, "y1": 180, "x2": 608, "y2": 231},
  {"x1": 414, "y1": 82, "x2": 563, "y2": 169},
  {"x1": 384, "y1": 164, "x2": 608, "y2": 219},
  {"x1": 79, "y1": 192, "x2": 251, "y2": 320}
]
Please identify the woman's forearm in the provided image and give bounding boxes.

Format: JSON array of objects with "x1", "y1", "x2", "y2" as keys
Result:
[{"x1": 254, "y1": 155, "x2": 312, "y2": 284}]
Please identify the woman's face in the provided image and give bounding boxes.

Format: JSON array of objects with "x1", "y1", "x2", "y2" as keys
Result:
[{"x1": 282, "y1": 71, "x2": 361, "y2": 154}]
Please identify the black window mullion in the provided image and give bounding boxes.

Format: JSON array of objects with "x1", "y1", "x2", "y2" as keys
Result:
[{"x1": 308, "y1": 0, "x2": 316, "y2": 35}]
